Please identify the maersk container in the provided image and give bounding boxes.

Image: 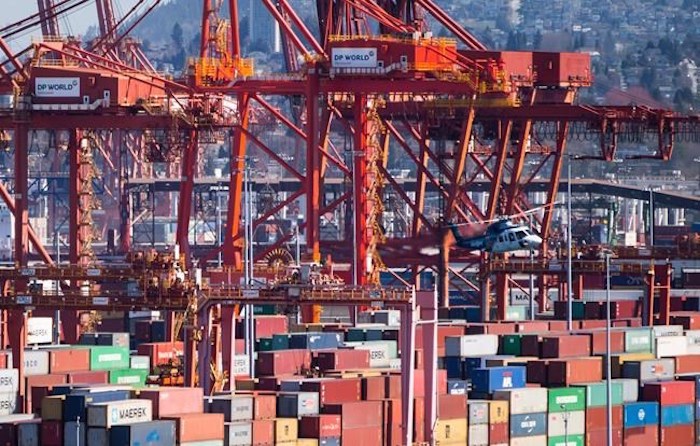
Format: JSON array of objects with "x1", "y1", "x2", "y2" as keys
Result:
[
  {"x1": 622, "y1": 358, "x2": 675, "y2": 382},
  {"x1": 445, "y1": 335, "x2": 499, "y2": 357},
  {"x1": 207, "y1": 395, "x2": 254, "y2": 422},
  {"x1": 277, "y1": 392, "x2": 319, "y2": 418},
  {"x1": 231, "y1": 355, "x2": 250, "y2": 377},
  {"x1": 623, "y1": 401, "x2": 659, "y2": 428},
  {"x1": 510, "y1": 412, "x2": 547, "y2": 437},
  {"x1": 86, "y1": 399, "x2": 152, "y2": 427},
  {"x1": 63, "y1": 390, "x2": 131, "y2": 421},
  {"x1": 624, "y1": 329, "x2": 653, "y2": 353},
  {"x1": 89, "y1": 346, "x2": 129, "y2": 370},
  {"x1": 659, "y1": 404, "x2": 694, "y2": 426},
  {"x1": 0, "y1": 391, "x2": 17, "y2": 416},
  {"x1": 344, "y1": 342, "x2": 390, "y2": 368},
  {"x1": 548, "y1": 410, "x2": 585, "y2": 436},
  {"x1": 108, "y1": 369, "x2": 148, "y2": 387},
  {"x1": 547, "y1": 387, "x2": 585, "y2": 413},
  {"x1": 610, "y1": 378, "x2": 639, "y2": 402},
  {"x1": 289, "y1": 333, "x2": 342, "y2": 350},
  {"x1": 493, "y1": 388, "x2": 547, "y2": 414},
  {"x1": 471, "y1": 366, "x2": 526, "y2": 394},
  {"x1": 467, "y1": 401, "x2": 489, "y2": 425},
  {"x1": 110, "y1": 420, "x2": 176, "y2": 446},
  {"x1": 573, "y1": 382, "x2": 624, "y2": 407},
  {"x1": 0, "y1": 369, "x2": 19, "y2": 394}
]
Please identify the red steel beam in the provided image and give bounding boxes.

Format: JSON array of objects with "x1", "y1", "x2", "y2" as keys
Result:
[
  {"x1": 306, "y1": 73, "x2": 321, "y2": 263},
  {"x1": 176, "y1": 130, "x2": 198, "y2": 263},
  {"x1": 353, "y1": 94, "x2": 369, "y2": 284}
]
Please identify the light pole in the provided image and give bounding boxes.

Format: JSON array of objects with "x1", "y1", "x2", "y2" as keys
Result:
[
  {"x1": 605, "y1": 251, "x2": 613, "y2": 446},
  {"x1": 567, "y1": 156, "x2": 573, "y2": 331},
  {"x1": 648, "y1": 188, "x2": 654, "y2": 247}
]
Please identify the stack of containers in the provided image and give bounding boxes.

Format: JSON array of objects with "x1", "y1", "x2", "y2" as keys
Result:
[
  {"x1": 574, "y1": 381, "x2": 624, "y2": 444},
  {"x1": 488, "y1": 400, "x2": 509, "y2": 445},
  {"x1": 467, "y1": 401, "x2": 489, "y2": 444},
  {"x1": 642, "y1": 380, "x2": 695, "y2": 445},
  {"x1": 547, "y1": 387, "x2": 586, "y2": 446},
  {"x1": 276, "y1": 391, "x2": 317, "y2": 444},
  {"x1": 324, "y1": 401, "x2": 383, "y2": 445},
  {"x1": 494, "y1": 388, "x2": 548, "y2": 445},
  {"x1": 623, "y1": 400, "x2": 659, "y2": 444},
  {"x1": 436, "y1": 393, "x2": 468, "y2": 445}
]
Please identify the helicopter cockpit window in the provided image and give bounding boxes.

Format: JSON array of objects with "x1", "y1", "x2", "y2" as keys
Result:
[
  {"x1": 508, "y1": 233, "x2": 516, "y2": 242},
  {"x1": 516, "y1": 231, "x2": 527, "y2": 239}
]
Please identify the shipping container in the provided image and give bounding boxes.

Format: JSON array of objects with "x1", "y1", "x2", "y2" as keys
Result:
[
  {"x1": 610, "y1": 378, "x2": 639, "y2": 402},
  {"x1": 88, "y1": 346, "x2": 129, "y2": 370},
  {"x1": 5, "y1": 351, "x2": 49, "y2": 376},
  {"x1": 206, "y1": 395, "x2": 254, "y2": 421},
  {"x1": 622, "y1": 358, "x2": 675, "y2": 382},
  {"x1": 623, "y1": 425, "x2": 659, "y2": 445},
  {"x1": 624, "y1": 329, "x2": 653, "y2": 353},
  {"x1": 659, "y1": 404, "x2": 694, "y2": 426},
  {"x1": 277, "y1": 392, "x2": 320, "y2": 418},
  {"x1": 642, "y1": 380, "x2": 694, "y2": 405},
  {"x1": 548, "y1": 387, "x2": 586, "y2": 413},
  {"x1": 224, "y1": 422, "x2": 252, "y2": 446},
  {"x1": 299, "y1": 414, "x2": 341, "y2": 438},
  {"x1": 434, "y1": 418, "x2": 468, "y2": 443},
  {"x1": 109, "y1": 369, "x2": 148, "y2": 386},
  {"x1": 301, "y1": 379, "x2": 361, "y2": 405},
  {"x1": 96, "y1": 332, "x2": 130, "y2": 347},
  {"x1": 574, "y1": 382, "x2": 624, "y2": 407},
  {"x1": 47, "y1": 349, "x2": 90, "y2": 374},
  {"x1": 444, "y1": 334, "x2": 499, "y2": 357},
  {"x1": 257, "y1": 350, "x2": 312, "y2": 376},
  {"x1": 623, "y1": 401, "x2": 659, "y2": 428},
  {"x1": 655, "y1": 335, "x2": 688, "y2": 357},
  {"x1": 274, "y1": 418, "x2": 298, "y2": 442},
  {"x1": 437, "y1": 394, "x2": 467, "y2": 420},
  {"x1": 493, "y1": 388, "x2": 547, "y2": 414},
  {"x1": 659, "y1": 424, "x2": 694, "y2": 445},
  {"x1": 467, "y1": 401, "x2": 488, "y2": 425},
  {"x1": 137, "y1": 387, "x2": 203, "y2": 418},
  {"x1": 323, "y1": 401, "x2": 383, "y2": 429},
  {"x1": 87, "y1": 399, "x2": 152, "y2": 427},
  {"x1": 541, "y1": 335, "x2": 591, "y2": 358},
  {"x1": 510, "y1": 435, "x2": 548, "y2": 446},
  {"x1": 548, "y1": 410, "x2": 585, "y2": 437},
  {"x1": 164, "y1": 413, "x2": 225, "y2": 442},
  {"x1": 547, "y1": 357, "x2": 602, "y2": 385},
  {"x1": 471, "y1": 366, "x2": 527, "y2": 393},
  {"x1": 510, "y1": 412, "x2": 547, "y2": 437},
  {"x1": 467, "y1": 423, "x2": 488, "y2": 445},
  {"x1": 63, "y1": 390, "x2": 131, "y2": 421},
  {"x1": 548, "y1": 434, "x2": 584, "y2": 446},
  {"x1": 63, "y1": 421, "x2": 85, "y2": 446},
  {"x1": 110, "y1": 419, "x2": 176, "y2": 446},
  {"x1": 0, "y1": 417, "x2": 39, "y2": 446},
  {"x1": 289, "y1": 333, "x2": 343, "y2": 350}
]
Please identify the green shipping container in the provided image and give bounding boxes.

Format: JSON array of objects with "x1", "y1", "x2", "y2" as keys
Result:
[
  {"x1": 501, "y1": 335, "x2": 522, "y2": 356},
  {"x1": 574, "y1": 382, "x2": 624, "y2": 407},
  {"x1": 253, "y1": 305, "x2": 276, "y2": 315},
  {"x1": 109, "y1": 369, "x2": 148, "y2": 387},
  {"x1": 571, "y1": 301, "x2": 586, "y2": 320},
  {"x1": 548, "y1": 434, "x2": 584, "y2": 446},
  {"x1": 548, "y1": 387, "x2": 586, "y2": 413},
  {"x1": 257, "y1": 338, "x2": 274, "y2": 352},
  {"x1": 624, "y1": 328, "x2": 652, "y2": 353},
  {"x1": 90, "y1": 346, "x2": 130, "y2": 370}
]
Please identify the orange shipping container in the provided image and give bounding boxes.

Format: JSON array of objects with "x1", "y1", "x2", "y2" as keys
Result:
[
  {"x1": 48, "y1": 349, "x2": 90, "y2": 374},
  {"x1": 138, "y1": 387, "x2": 203, "y2": 417},
  {"x1": 165, "y1": 413, "x2": 225, "y2": 442}
]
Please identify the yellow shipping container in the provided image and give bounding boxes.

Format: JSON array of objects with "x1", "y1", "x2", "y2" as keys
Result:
[
  {"x1": 275, "y1": 418, "x2": 299, "y2": 443},
  {"x1": 296, "y1": 440, "x2": 319, "y2": 446},
  {"x1": 434, "y1": 418, "x2": 468, "y2": 443},
  {"x1": 488, "y1": 400, "x2": 509, "y2": 424},
  {"x1": 41, "y1": 395, "x2": 65, "y2": 421}
]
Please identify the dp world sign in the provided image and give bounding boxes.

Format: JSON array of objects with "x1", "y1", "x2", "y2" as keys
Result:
[
  {"x1": 35, "y1": 77, "x2": 80, "y2": 98},
  {"x1": 331, "y1": 48, "x2": 378, "y2": 68}
]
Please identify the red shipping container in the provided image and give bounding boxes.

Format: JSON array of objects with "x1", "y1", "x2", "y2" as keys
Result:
[
  {"x1": 413, "y1": 397, "x2": 424, "y2": 444},
  {"x1": 138, "y1": 387, "x2": 204, "y2": 417},
  {"x1": 41, "y1": 420, "x2": 63, "y2": 446},
  {"x1": 0, "y1": 353, "x2": 8, "y2": 369},
  {"x1": 541, "y1": 335, "x2": 591, "y2": 358},
  {"x1": 547, "y1": 357, "x2": 603, "y2": 385},
  {"x1": 586, "y1": 427, "x2": 623, "y2": 446},
  {"x1": 580, "y1": 319, "x2": 607, "y2": 329},
  {"x1": 257, "y1": 350, "x2": 311, "y2": 376},
  {"x1": 586, "y1": 406, "x2": 623, "y2": 431},
  {"x1": 48, "y1": 348, "x2": 90, "y2": 373},
  {"x1": 340, "y1": 425, "x2": 382, "y2": 446},
  {"x1": 252, "y1": 315, "x2": 288, "y2": 340},
  {"x1": 671, "y1": 313, "x2": 700, "y2": 330},
  {"x1": 489, "y1": 422, "x2": 509, "y2": 445},
  {"x1": 588, "y1": 330, "x2": 625, "y2": 355},
  {"x1": 516, "y1": 321, "x2": 549, "y2": 333},
  {"x1": 642, "y1": 381, "x2": 695, "y2": 405},
  {"x1": 659, "y1": 424, "x2": 694, "y2": 445},
  {"x1": 165, "y1": 413, "x2": 225, "y2": 442},
  {"x1": 437, "y1": 394, "x2": 467, "y2": 420},
  {"x1": 384, "y1": 399, "x2": 402, "y2": 424},
  {"x1": 66, "y1": 370, "x2": 108, "y2": 384},
  {"x1": 675, "y1": 355, "x2": 700, "y2": 374},
  {"x1": 526, "y1": 359, "x2": 549, "y2": 384},
  {"x1": 316, "y1": 350, "x2": 369, "y2": 371},
  {"x1": 385, "y1": 374, "x2": 401, "y2": 399},
  {"x1": 386, "y1": 424, "x2": 403, "y2": 446},
  {"x1": 361, "y1": 376, "x2": 385, "y2": 400},
  {"x1": 437, "y1": 326, "x2": 465, "y2": 348},
  {"x1": 413, "y1": 369, "x2": 447, "y2": 398},
  {"x1": 299, "y1": 414, "x2": 341, "y2": 438},
  {"x1": 251, "y1": 419, "x2": 274, "y2": 444},
  {"x1": 234, "y1": 338, "x2": 245, "y2": 355},
  {"x1": 549, "y1": 321, "x2": 568, "y2": 331},
  {"x1": 624, "y1": 425, "x2": 659, "y2": 446},
  {"x1": 251, "y1": 393, "x2": 276, "y2": 420},
  {"x1": 323, "y1": 401, "x2": 382, "y2": 428},
  {"x1": 25, "y1": 374, "x2": 67, "y2": 414},
  {"x1": 301, "y1": 378, "x2": 361, "y2": 405}
]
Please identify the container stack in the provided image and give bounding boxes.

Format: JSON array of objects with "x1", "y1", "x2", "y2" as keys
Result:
[{"x1": 642, "y1": 381, "x2": 695, "y2": 445}]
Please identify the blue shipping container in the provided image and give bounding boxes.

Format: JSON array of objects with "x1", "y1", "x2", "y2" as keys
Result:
[
  {"x1": 510, "y1": 412, "x2": 547, "y2": 437},
  {"x1": 443, "y1": 357, "x2": 466, "y2": 379},
  {"x1": 470, "y1": 366, "x2": 526, "y2": 394},
  {"x1": 447, "y1": 306, "x2": 482, "y2": 322},
  {"x1": 660, "y1": 404, "x2": 694, "y2": 426},
  {"x1": 289, "y1": 333, "x2": 342, "y2": 350},
  {"x1": 149, "y1": 320, "x2": 167, "y2": 342},
  {"x1": 446, "y1": 379, "x2": 469, "y2": 395},
  {"x1": 49, "y1": 384, "x2": 89, "y2": 396},
  {"x1": 623, "y1": 402, "x2": 659, "y2": 428},
  {"x1": 110, "y1": 420, "x2": 176, "y2": 446},
  {"x1": 63, "y1": 390, "x2": 131, "y2": 421},
  {"x1": 320, "y1": 438, "x2": 341, "y2": 446}
]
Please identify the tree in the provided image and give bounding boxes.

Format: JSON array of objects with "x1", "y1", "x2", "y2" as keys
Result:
[{"x1": 171, "y1": 22, "x2": 184, "y2": 49}]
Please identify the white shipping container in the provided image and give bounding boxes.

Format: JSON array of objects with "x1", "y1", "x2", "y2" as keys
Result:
[
  {"x1": 388, "y1": 358, "x2": 401, "y2": 369},
  {"x1": 509, "y1": 436, "x2": 547, "y2": 446},
  {"x1": 0, "y1": 391, "x2": 17, "y2": 416},
  {"x1": 86, "y1": 428, "x2": 108, "y2": 446},
  {"x1": 445, "y1": 335, "x2": 498, "y2": 357},
  {"x1": 208, "y1": 395, "x2": 254, "y2": 422},
  {"x1": 225, "y1": 422, "x2": 252, "y2": 446},
  {"x1": 26, "y1": 318, "x2": 53, "y2": 345},
  {"x1": 686, "y1": 330, "x2": 700, "y2": 354},
  {"x1": 5, "y1": 351, "x2": 49, "y2": 376},
  {"x1": 548, "y1": 410, "x2": 585, "y2": 436},
  {"x1": 0, "y1": 369, "x2": 19, "y2": 393},
  {"x1": 87, "y1": 399, "x2": 152, "y2": 428},
  {"x1": 611, "y1": 378, "x2": 639, "y2": 402},
  {"x1": 231, "y1": 355, "x2": 250, "y2": 377},
  {"x1": 129, "y1": 356, "x2": 150, "y2": 370},
  {"x1": 493, "y1": 388, "x2": 548, "y2": 415},
  {"x1": 652, "y1": 325, "x2": 684, "y2": 337},
  {"x1": 467, "y1": 423, "x2": 489, "y2": 445},
  {"x1": 372, "y1": 310, "x2": 400, "y2": 326},
  {"x1": 655, "y1": 335, "x2": 687, "y2": 358}
]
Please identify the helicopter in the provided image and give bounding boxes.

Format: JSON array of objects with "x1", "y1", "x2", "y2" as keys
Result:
[{"x1": 449, "y1": 217, "x2": 543, "y2": 253}]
